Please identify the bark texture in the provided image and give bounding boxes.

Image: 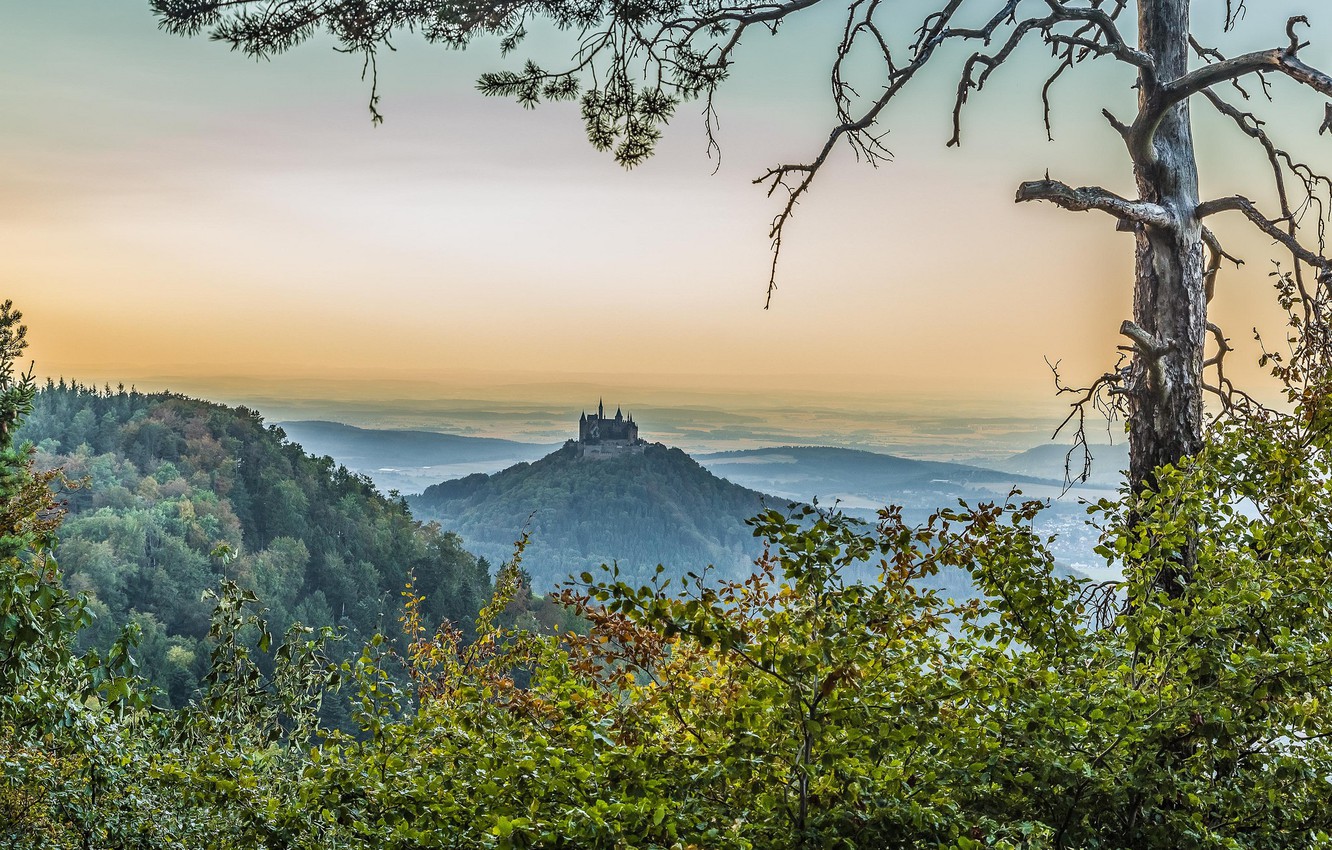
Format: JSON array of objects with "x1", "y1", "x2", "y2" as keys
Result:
[{"x1": 1129, "y1": 0, "x2": 1206, "y2": 499}]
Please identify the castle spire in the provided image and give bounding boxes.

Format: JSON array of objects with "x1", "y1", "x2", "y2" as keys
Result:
[{"x1": 599, "y1": 398, "x2": 604, "y2": 419}]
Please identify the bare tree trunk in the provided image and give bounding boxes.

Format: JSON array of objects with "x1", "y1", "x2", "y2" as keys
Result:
[{"x1": 1129, "y1": 0, "x2": 1206, "y2": 512}]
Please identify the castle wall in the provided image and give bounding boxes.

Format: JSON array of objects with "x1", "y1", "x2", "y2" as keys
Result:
[{"x1": 576, "y1": 440, "x2": 646, "y2": 460}]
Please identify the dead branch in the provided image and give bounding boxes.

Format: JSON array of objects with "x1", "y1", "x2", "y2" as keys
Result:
[
  {"x1": 1120, "y1": 321, "x2": 1172, "y2": 358},
  {"x1": 758, "y1": 0, "x2": 1020, "y2": 307},
  {"x1": 1015, "y1": 179, "x2": 1172, "y2": 229},
  {"x1": 1201, "y1": 225, "x2": 1244, "y2": 304},
  {"x1": 1200, "y1": 321, "x2": 1264, "y2": 416},
  {"x1": 1196, "y1": 195, "x2": 1332, "y2": 283},
  {"x1": 1047, "y1": 354, "x2": 1127, "y2": 490},
  {"x1": 1162, "y1": 19, "x2": 1332, "y2": 109},
  {"x1": 1199, "y1": 86, "x2": 1331, "y2": 329},
  {"x1": 1038, "y1": 0, "x2": 1153, "y2": 75},
  {"x1": 1078, "y1": 580, "x2": 1124, "y2": 632}
]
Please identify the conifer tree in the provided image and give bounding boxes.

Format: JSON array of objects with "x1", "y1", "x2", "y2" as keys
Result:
[{"x1": 0, "y1": 301, "x2": 83, "y2": 690}]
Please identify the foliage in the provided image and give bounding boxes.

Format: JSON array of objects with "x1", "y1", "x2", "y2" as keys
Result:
[
  {"x1": 146, "y1": 580, "x2": 343, "y2": 848},
  {"x1": 17, "y1": 382, "x2": 493, "y2": 706},
  {"x1": 0, "y1": 311, "x2": 344, "y2": 845},
  {"x1": 2, "y1": 576, "x2": 346, "y2": 848},
  {"x1": 163, "y1": 408, "x2": 1332, "y2": 849},
  {"x1": 0, "y1": 304, "x2": 160, "y2": 847}
]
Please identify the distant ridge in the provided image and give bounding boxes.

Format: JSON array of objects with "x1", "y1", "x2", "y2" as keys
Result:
[
  {"x1": 988, "y1": 442, "x2": 1128, "y2": 488},
  {"x1": 695, "y1": 445, "x2": 1107, "y2": 578},
  {"x1": 697, "y1": 445, "x2": 1069, "y2": 508},
  {"x1": 277, "y1": 420, "x2": 558, "y2": 493}
]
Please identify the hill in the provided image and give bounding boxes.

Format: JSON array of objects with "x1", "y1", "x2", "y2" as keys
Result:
[
  {"x1": 275, "y1": 420, "x2": 558, "y2": 494},
  {"x1": 409, "y1": 442, "x2": 781, "y2": 591},
  {"x1": 17, "y1": 381, "x2": 495, "y2": 707},
  {"x1": 697, "y1": 446, "x2": 1109, "y2": 578},
  {"x1": 987, "y1": 442, "x2": 1129, "y2": 488},
  {"x1": 697, "y1": 446, "x2": 1067, "y2": 510}
]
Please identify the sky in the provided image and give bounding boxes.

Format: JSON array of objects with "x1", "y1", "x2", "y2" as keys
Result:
[{"x1": 2, "y1": 1, "x2": 1329, "y2": 454}]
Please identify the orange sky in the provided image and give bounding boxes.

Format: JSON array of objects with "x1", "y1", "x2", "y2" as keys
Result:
[{"x1": 3, "y1": 2, "x2": 1326, "y2": 441}]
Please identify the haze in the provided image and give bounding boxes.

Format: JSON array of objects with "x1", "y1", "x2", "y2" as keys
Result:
[{"x1": 3, "y1": 2, "x2": 1322, "y2": 455}]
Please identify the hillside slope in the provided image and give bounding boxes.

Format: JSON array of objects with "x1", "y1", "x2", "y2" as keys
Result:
[
  {"x1": 410, "y1": 443, "x2": 783, "y2": 590},
  {"x1": 18, "y1": 382, "x2": 493, "y2": 706}
]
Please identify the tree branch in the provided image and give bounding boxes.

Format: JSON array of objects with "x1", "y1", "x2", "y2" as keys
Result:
[
  {"x1": 1201, "y1": 225, "x2": 1243, "y2": 304},
  {"x1": 757, "y1": 0, "x2": 976, "y2": 306},
  {"x1": 1120, "y1": 320, "x2": 1172, "y2": 358},
  {"x1": 1015, "y1": 179, "x2": 1172, "y2": 228},
  {"x1": 1047, "y1": 354, "x2": 1127, "y2": 490},
  {"x1": 1038, "y1": 0, "x2": 1154, "y2": 76},
  {"x1": 949, "y1": 1, "x2": 1143, "y2": 147},
  {"x1": 1196, "y1": 195, "x2": 1332, "y2": 281},
  {"x1": 1163, "y1": 18, "x2": 1332, "y2": 109}
]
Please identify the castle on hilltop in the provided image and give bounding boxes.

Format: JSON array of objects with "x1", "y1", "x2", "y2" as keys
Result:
[{"x1": 573, "y1": 399, "x2": 646, "y2": 458}]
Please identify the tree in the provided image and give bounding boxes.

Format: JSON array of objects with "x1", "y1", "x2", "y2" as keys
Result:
[
  {"x1": 0, "y1": 304, "x2": 170, "y2": 845},
  {"x1": 0, "y1": 300, "x2": 82, "y2": 689},
  {"x1": 197, "y1": 426, "x2": 1332, "y2": 848},
  {"x1": 149, "y1": 2, "x2": 1332, "y2": 500}
]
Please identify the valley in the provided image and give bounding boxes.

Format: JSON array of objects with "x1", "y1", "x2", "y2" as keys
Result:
[{"x1": 283, "y1": 407, "x2": 1122, "y2": 587}]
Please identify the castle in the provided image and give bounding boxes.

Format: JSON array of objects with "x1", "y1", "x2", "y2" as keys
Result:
[{"x1": 573, "y1": 399, "x2": 646, "y2": 458}]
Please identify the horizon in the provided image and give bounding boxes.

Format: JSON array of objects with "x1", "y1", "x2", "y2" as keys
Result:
[
  {"x1": 31, "y1": 368, "x2": 1114, "y2": 462},
  {"x1": 2, "y1": 2, "x2": 1312, "y2": 458}
]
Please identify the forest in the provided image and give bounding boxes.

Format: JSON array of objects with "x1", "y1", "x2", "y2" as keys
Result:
[
  {"x1": 16, "y1": 380, "x2": 496, "y2": 711},
  {"x1": 410, "y1": 442, "x2": 773, "y2": 589}
]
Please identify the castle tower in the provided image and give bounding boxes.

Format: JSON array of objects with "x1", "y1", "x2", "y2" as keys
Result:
[{"x1": 576, "y1": 399, "x2": 644, "y2": 456}]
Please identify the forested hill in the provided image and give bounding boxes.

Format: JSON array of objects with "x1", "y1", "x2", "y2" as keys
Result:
[
  {"x1": 697, "y1": 446, "x2": 1075, "y2": 514},
  {"x1": 409, "y1": 442, "x2": 783, "y2": 591},
  {"x1": 17, "y1": 381, "x2": 493, "y2": 706}
]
